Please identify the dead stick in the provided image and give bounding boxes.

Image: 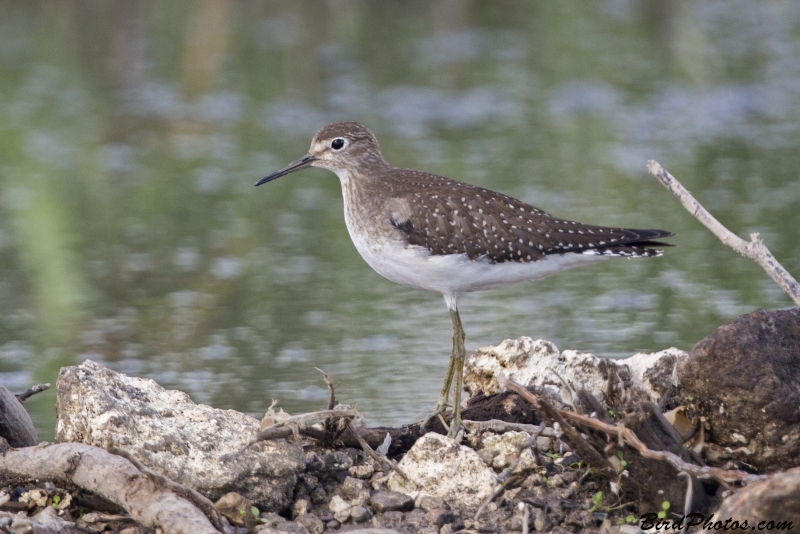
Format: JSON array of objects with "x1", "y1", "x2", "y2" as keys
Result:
[
  {"x1": 504, "y1": 377, "x2": 766, "y2": 484},
  {"x1": 501, "y1": 377, "x2": 614, "y2": 474},
  {"x1": 15, "y1": 383, "x2": 50, "y2": 402},
  {"x1": 647, "y1": 160, "x2": 800, "y2": 306}
]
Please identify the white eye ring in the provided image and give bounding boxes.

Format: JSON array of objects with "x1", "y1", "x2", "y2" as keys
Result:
[{"x1": 331, "y1": 137, "x2": 347, "y2": 151}]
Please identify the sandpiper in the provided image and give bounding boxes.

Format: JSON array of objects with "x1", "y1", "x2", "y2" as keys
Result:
[{"x1": 257, "y1": 122, "x2": 673, "y2": 438}]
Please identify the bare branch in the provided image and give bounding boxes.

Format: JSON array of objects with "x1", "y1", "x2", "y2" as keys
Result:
[
  {"x1": 0, "y1": 443, "x2": 219, "y2": 534},
  {"x1": 504, "y1": 376, "x2": 766, "y2": 484},
  {"x1": 647, "y1": 160, "x2": 800, "y2": 306},
  {"x1": 15, "y1": 383, "x2": 50, "y2": 403}
]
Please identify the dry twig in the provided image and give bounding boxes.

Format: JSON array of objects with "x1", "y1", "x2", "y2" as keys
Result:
[
  {"x1": 647, "y1": 160, "x2": 800, "y2": 306},
  {"x1": 504, "y1": 377, "x2": 766, "y2": 484},
  {"x1": 15, "y1": 383, "x2": 50, "y2": 402},
  {"x1": 0, "y1": 443, "x2": 219, "y2": 534}
]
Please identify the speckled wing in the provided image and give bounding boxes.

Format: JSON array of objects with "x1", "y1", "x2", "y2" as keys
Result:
[{"x1": 386, "y1": 172, "x2": 674, "y2": 263}]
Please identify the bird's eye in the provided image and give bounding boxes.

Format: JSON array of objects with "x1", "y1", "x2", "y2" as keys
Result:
[{"x1": 331, "y1": 138, "x2": 345, "y2": 150}]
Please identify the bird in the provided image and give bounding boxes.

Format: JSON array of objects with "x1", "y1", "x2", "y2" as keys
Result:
[{"x1": 257, "y1": 122, "x2": 673, "y2": 438}]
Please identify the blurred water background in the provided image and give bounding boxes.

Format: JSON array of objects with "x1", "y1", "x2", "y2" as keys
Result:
[{"x1": 1, "y1": 1, "x2": 799, "y2": 440}]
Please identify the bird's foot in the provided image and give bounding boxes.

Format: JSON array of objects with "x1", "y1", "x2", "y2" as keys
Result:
[
  {"x1": 447, "y1": 412, "x2": 462, "y2": 440},
  {"x1": 420, "y1": 405, "x2": 450, "y2": 433}
]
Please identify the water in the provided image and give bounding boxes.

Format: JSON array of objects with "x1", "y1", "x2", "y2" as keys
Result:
[{"x1": 1, "y1": 2, "x2": 798, "y2": 440}]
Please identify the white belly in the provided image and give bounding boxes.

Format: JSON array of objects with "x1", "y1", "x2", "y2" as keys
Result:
[{"x1": 345, "y1": 222, "x2": 611, "y2": 297}]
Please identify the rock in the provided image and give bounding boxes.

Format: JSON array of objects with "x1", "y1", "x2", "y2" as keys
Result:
[
  {"x1": 426, "y1": 508, "x2": 455, "y2": 526},
  {"x1": 310, "y1": 487, "x2": 327, "y2": 504},
  {"x1": 290, "y1": 498, "x2": 309, "y2": 519},
  {"x1": 715, "y1": 467, "x2": 800, "y2": 524},
  {"x1": 624, "y1": 347, "x2": 686, "y2": 403},
  {"x1": 536, "y1": 435, "x2": 553, "y2": 452},
  {"x1": 369, "y1": 491, "x2": 414, "y2": 513},
  {"x1": 350, "y1": 505, "x2": 371, "y2": 522},
  {"x1": 254, "y1": 523, "x2": 309, "y2": 534},
  {"x1": 342, "y1": 476, "x2": 368, "y2": 500},
  {"x1": 349, "y1": 462, "x2": 374, "y2": 479},
  {"x1": 481, "y1": 431, "x2": 536, "y2": 472},
  {"x1": 344, "y1": 530, "x2": 403, "y2": 534},
  {"x1": 415, "y1": 495, "x2": 445, "y2": 511},
  {"x1": 679, "y1": 308, "x2": 800, "y2": 471},
  {"x1": 215, "y1": 492, "x2": 253, "y2": 527},
  {"x1": 329, "y1": 494, "x2": 352, "y2": 523},
  {"x1": 294, "y1": 514, "x2": 323, "y2": 534},
  {"x1": 55, "y1": 360, "x2": 304, "y2": 511},
  {"x1": 464, "y1": 337, "x2": 683, "y2": 404},
  {"x1": 0, "y1": 385, "x2": 38, "y2": 447},
  {"x1": 387, "y1": 433, "x2": 494, "y2": 508}
]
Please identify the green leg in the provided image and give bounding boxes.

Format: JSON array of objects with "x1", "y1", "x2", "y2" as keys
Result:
[
  {"x1": 435, "y1": 333, "x2": 459, "y2": 413},
  {"x1": 447, "y1": 308, "x2": 466, "y2": 439}
]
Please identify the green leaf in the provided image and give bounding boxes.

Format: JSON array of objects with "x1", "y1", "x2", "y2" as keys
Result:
[
  {"x1": 662, "y1": 501, "x2": 671, "y2": 511},
  {"x1": 52, "y1": 495, "x2": 60, "y2": 505},
  {"x1": 626, "y1": 514, "x2": 636, "y2": 523},
  {"x1": 592, "y1": 491, "x2": 603, "y2": 505},
  {"x1": 657, "y1": 510, "x2": 666, "y2": 519},
  {"x1": 251, "y1": 506, "x2": 260, "y2": 518}
]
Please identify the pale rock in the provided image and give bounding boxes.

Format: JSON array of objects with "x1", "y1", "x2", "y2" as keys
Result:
[
  {"x1": 329, "y1": 494, "x2": 352, "y2": 523},
  {"x1": 622, "y1": 347, "x2": 687, "y2": 402},
  {"x1": 295, "y1": 514, "x2": 323, "y2": 534},
  {"x1": 56, "y1": 360, "x2": 304, "y2": 511},
  {"x1": 387, "y1": 432, "x2": 494, "y2": 508},
  {"x1": 464, "y1": 336, "x2": 683, "y2": 404},
  {"x1": 481, "y1": 431, "x2": 536, "y2": 472},
  {"x1": 215, "y1": 492, "x2": 251, "y2": 527}
]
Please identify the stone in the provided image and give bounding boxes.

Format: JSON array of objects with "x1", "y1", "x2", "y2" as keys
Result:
[
  {"x1": 56, "y1": 361, "x2": 305, "y2": 511},
  {"x1": 464, "y1": 336, "x2": 683, "y2": 404},
  {"x1": 294, "y1": 514, "x2": 324, "y2": 534},
  {"x1": 0, "y1": 385, "x2": 38, "y2": 447},
  {"x1": 387, "y1": 433, "x2": 494, "y2": 508},
  {"x1": 290, "y1": 498, "x2": 308, "y2": 519},
  {"x1": 623, "y1": 347, "x2": 687, "y2": 403},
  {"x1": 350, "y1": 505, "x2": 371, "y2": 522},
  {"x1": 310, "y1": 487, "x2": 327, "y2": 505},
  {"x1": 329, "y1": 494, "x2": 351, "y2": 513},
  {"x1": 215, "y1": 492, "x2": 253, "y2": 527},
  {"x1": 426, "y1": 507, "x2": 454, "y2": 526},
  {"x1": 415, "y1": 494, "x2": 444, "y2": 511},
  {"x1": 349, "y1": 462, "x2": 375, "y2": 479},
  {"x1": 536, "y1": 435, "x2": 553, "y2": 452},
  {"x1": 342, "y1": 476, "x2": 368, "y2": 500},
  {"x1": 369, "y1": 491, "x2": 414, "y2": 513},
  {"x1": 679, "y1": 308, "x2": 800, "y2": 472},
  {"x1": 481, "y1": 431, "x2": 536, "y2": 472},
  {"x1": 715, "y1": 467, "x2": 800, "y2": 525},
  {"x1": 254, "y1": 523, "x2": 309, "y2": 534}
]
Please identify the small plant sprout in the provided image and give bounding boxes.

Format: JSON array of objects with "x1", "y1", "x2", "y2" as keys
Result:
[{"x1": 657, "y1": 500, "x2": 671, "y2": 519}]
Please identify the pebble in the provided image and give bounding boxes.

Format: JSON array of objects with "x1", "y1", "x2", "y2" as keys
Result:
[
  {"x1": 349, "y1": 462, "x2": 375, "y2": 479},
  {"x1": 342, "y1": 476, "x2": 368, "y2": 500},
  {"x1": 369, "y1": 490, "x2": 414, "y2": 513},
  {"x1": 416, "y1": 494, "x2": 444, "y2": 511},
  {"x1": 291, "y1": 498, "x2": 309, "y2": 519},
  {"x1": 350, "y1": 505, "x2": 371, "y2": 522},
  {"x1": 425, "y1": 507, "x2": 454, "y2": 526},
  {"x1": 295, "y1": 513, "x2": 323, "y2": 534}
]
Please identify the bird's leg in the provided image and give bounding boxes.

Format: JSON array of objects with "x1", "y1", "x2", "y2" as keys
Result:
[
  {"x1": 420, "y1": 338, "x2": 457, "y2": 432},
  {"x1": 435, "y1": 335, "x2": 459, "y2": 412},
  {"x1": 448, "y1": 308, "x2": 466, "y2": 439}
]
